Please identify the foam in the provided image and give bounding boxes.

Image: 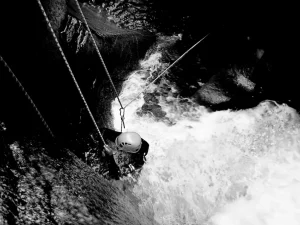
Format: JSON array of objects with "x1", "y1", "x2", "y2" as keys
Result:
[{"x1": 110, "y1": 51, "x2": 300, "y2": 225}]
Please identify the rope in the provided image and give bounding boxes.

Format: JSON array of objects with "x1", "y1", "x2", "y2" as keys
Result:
[
  {"x1": 73, "y1": 0, "x2": 125, "y2": 131},
  {"x1": 36, "y1": 0, "x2": 107, "y2": 145},
  {"x1": 0, "y1": 55, "x2": 55, "y2": 138},
  {"x1": 124, "y1": 33, "x2": 210, "y2": 109}
]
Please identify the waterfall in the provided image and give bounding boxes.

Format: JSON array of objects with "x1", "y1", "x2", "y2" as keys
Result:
[{"x1": 111, "y1": 50, "x2": 300, "y2": 225}]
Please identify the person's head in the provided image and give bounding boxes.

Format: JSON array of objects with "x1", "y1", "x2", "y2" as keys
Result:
[{"x1": 115, "y1": 132, "x2": 142, "y2": 153}]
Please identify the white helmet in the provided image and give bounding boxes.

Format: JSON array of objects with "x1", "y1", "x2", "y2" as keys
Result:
[{"x1": 115, "y1": 132, "x2": 142, "y2": 153}]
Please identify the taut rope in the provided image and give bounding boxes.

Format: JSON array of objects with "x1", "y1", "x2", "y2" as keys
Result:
[
  {"x1": 0, "y1": 55, "x2": 55, "y2": 138},
  {"x1": 36, "y1": 0, "x2": 107, "y2": 144},
  {"x1": 124, "y1": 33, "x2": 210, "y2": 109},
  {"x1": 73, "y1": 0, "x2": 126, "y2": 131}
]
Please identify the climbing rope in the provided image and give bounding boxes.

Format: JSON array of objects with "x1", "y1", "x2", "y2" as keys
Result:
[
  {"x1": 0, "y1": 55, "x2": 55, "y2": 138},
  {"x1": 73, "y1": 0, "x2": 125, "y2": 131},
  {"x1": 36, "y1": 0, "x2": 107, "y2": 144},
  {"x1": 123, "y1": 33, "x2": 210, "y2": 109}
]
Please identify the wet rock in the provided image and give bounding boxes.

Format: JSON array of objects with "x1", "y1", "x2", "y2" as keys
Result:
[
  {"x1": 60, "y1": 15, "x2": 89, "y2": 53},
  {"x1": 194, "y1": 80, "x2": 232, "y2": 105},
  {"x1": 193, "y1": 67, "x2": 259, "y2": 108},
  {"x1": 139, "y1": 104, "x2": 167, "y2": 119},
  {"x1": 143, "y1": 92, "x2": 159, "y2": 104},
  {"x1": 65, "y1": 0, "x2": 155, "y2": 57}
]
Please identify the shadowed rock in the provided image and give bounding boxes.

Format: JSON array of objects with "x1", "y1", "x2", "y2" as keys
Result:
[
  {"x1": 67, "y1": 0, "x2": 144, "y2": 37},
  {"x1": 64, "y1": 0, "x2": 155, "y2": 58},
  {"x1": 0, "y1": 131, "x2": 157, "y2": 225}
]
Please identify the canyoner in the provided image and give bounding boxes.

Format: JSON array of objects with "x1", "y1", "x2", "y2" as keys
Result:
[{"x1": 98, "y1": 128, "x2": 149, "y2": 180}]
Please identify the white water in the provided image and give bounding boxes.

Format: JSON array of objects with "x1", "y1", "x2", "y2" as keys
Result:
[{"x1": 111, "y1": 52, "x2": 300, "y2": 225}]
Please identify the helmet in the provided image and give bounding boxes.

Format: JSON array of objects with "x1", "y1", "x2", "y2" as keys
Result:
[{"x1": 115, "y1": 132, "x2": 142, "y2": 153}]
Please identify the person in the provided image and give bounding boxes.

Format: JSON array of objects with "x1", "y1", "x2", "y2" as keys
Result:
[{"x1": 99, "y1": 128, "x2": 149, "y2": 180}]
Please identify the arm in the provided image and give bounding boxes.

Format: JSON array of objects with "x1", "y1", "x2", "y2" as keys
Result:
[{"x1": 103, "y1": 145, "x2": 115, "y2": 156}]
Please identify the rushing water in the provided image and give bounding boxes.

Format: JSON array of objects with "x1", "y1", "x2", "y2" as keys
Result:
[{"x1": 111, "y1": 52, "x2": 300, "y2": 225}]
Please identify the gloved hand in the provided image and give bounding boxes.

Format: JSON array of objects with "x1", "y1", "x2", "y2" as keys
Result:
[
  {"x1": 103, "y1": 145, "x2": 114, "y2": 156},
  {"x1": 128, "y1": 164, "x2": 135, "y2": 172}
]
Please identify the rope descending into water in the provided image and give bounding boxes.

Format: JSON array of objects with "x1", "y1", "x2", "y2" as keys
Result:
[
  {"x1": 0, "y1": 55, "x2": 55, "y2": 138},
  {"x1": 36, "y1": 0, "x2": 107, "y2": 145},
  {"x1": 123, "y1": 33, "x2": 210, "y2": 109},
  {"x1": 73, "y1": 0, "x2": 125, "y2": 131}
]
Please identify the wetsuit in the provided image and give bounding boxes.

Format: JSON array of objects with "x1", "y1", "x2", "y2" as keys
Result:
[{"x1": 99, "y1": 128, "x2": 149, "y2": 179}]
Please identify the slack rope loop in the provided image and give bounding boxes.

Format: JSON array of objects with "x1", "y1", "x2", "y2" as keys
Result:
[
  {"x1": 36, "y1": 0, "x2": 106, "y2": 145},
  {"x1": 0, "y1": 55, "x2": 55, "y2": 138},
  {"x1": 119, "y1": 108, "x2": 125, "y2": 132},
  {"x1": 124, "y1": 33, "x2": 210, "y2": 109}
]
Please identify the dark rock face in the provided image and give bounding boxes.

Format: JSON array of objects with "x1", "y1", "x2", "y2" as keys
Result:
[
  {"x1": 0, "y1": 0, "x2": 156, "y2": 137},
  {"x1": 0, "y1": 131, "x2": 156, "y2": 225},
  {"x1": 137, "y1": 92, "x2": 166, "y2": 118},
  {"x1": 140, "y1": 103, "x2": 167, "y2": 118}
]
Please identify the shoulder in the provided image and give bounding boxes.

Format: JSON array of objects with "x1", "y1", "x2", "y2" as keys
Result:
[
  {"x1": 141, "y1": 139, "x2": 149, "y2": 148},
  {"x1": 140, "y1": 139, "x2": 149, "y2": 155}
]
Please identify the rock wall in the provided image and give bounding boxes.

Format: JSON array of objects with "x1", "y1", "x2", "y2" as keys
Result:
[
  {"x1": 0, "y1": 128, "x2": 157, "y2": 225},
  {"x1": 0, "y1": 0, "x2": 156, "y2": 138},
  {"x1": 0, "y1": 1, "x2": 156, "y2": 224}
]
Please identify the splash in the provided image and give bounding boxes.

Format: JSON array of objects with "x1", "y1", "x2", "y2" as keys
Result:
[{"x1": 111, "y1": 51, "x2": 300, "y2": 225}]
